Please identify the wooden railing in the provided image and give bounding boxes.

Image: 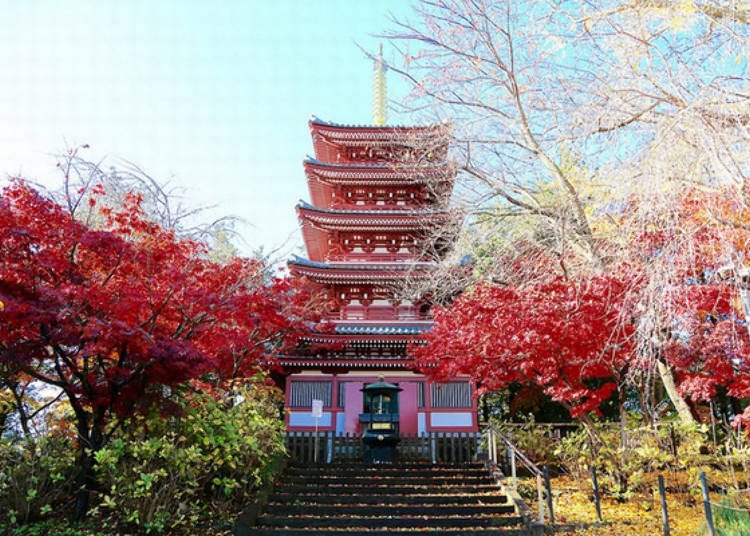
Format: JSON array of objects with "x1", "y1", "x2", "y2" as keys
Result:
[
  {"x1": 483, "y1": 425, "x2": 549, "y2": 532},
  {"x1": 285, "y1": 431, "x2": 481, "y2": 464}
]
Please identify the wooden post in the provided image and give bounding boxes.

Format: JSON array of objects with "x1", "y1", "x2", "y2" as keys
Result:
[
  {"x1": 591, "y1": 465, "x2": 602, "y2": 521},
  {"x1": 700, "y1": 471, "x2": 715, "y2": 536},
  {"x1": 537, "y1": 473, "x2": 545, "y2": 525},
  {"x1": 658, "y1": 474, "x2": 670, "y2": 536},
  {"x1": 543, "y1": 465, "x2": 555, "y2": 524},
  {"x1": 489, "y1": 429, "x2": 496, "y2": 466},
  {"x1": 510, "y1": 447, "x2": 517, "y2": 490}
]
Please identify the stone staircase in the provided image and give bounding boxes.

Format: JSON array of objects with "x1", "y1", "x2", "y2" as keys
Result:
[{"x1": 249, "y1": 462, "x2": 529, "y2": 535}]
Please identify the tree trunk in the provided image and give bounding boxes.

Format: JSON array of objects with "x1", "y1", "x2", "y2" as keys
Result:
[
  {"x1": 72, "y1": 446, "x2": 93, "y2": 522},
  {"x1": 656, "y1": 359, "x2": 696, "y2": 425},
  {"x1": 71, "y1": 415, "x2": 105, "y2": 522},
  {"x1": 617, "y1": 389, "x2": 629, "y2": 495}
]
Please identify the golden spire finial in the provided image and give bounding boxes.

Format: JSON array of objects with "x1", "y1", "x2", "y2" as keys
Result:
[{"x1": 373, "y1": 44, "x2": 387, "y2": 125}]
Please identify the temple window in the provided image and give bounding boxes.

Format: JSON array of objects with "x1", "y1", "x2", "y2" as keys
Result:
[
  {"x1": 430, "y1": 382, "x2": 472, "y2": 408},
  {"x1": 289, "y1": 381, "x2": 333, "y2": 407}
]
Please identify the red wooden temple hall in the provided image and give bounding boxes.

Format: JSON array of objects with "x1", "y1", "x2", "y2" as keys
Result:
[{"x1": 277, "y1": 49, "x2": 478, "y2": 435}]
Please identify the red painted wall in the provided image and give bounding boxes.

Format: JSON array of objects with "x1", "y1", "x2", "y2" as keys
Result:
[
  {"x1": 399, "y1": 382, "x2": 419, "y2": 434},
  {"x1": 343, "y1": 382, "x2": 363, "y2": 434}
]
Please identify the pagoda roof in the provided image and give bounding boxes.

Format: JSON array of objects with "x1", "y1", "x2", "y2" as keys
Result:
[
  {"x1": 334, "y1": 324, "x2": 430, "y2": 335},
  {"x1": 288, "y1": 255, "x2": 434, "y2": 284},
  {"x1": 299, "y1": 324, "x2": 430, "y2": 345},
  {"x1": 297, "y1": 201, "x2": 452, "y2": 230},
  {"x1": 290, "y1": 255, "x2": 434, "y2": 272},
  {"x1": 310, "y1": 116, "x2": 450, "y2": 134},
  {"x1": 309, "y1": 118, "x2": 450, "y2": 149},
  {"x1": 275, "y1": 355, "x2": 414, "y2": 370},
  {"x1": 300, "y1": 335, "x2": 424, "y2": 347},
  {"x1": 297, "y1": 202, "x2": 456, "y2": 260},
  {"x1": 304, "y1": 158, "x2": 454, "y2": 185}
]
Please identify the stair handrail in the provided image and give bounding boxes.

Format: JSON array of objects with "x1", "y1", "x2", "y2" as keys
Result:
[
  {"x1": 485, "y1": 425, "x2": 542, "y2": 477},
  {"x1": 482, "y1": 424, "x2": 549, "y2": 529}
]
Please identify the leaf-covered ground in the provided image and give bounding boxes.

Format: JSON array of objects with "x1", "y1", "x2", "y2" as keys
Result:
[{"x1": 545, "y1": 473, "x2": 715, "y2": 535}]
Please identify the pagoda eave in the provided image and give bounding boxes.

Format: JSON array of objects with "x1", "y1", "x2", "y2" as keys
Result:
[
  {"x1": 300, "y1": 219, "x2": 441, "y2": 234},
  {"x1": 297, "y1": 204, "x2": 452, "y2": 229},
  {"x1": 288, "y1": 270, "x2": 432, "y2": 286},
  {"x1": 304, "y1": 159, "x2": 455, "y2": 184},
  {"x1": 310, "y1": 117, "x2": 450, "y2": 139},
  {"x1": 288, "y1": 258, "x2": 434, "y2": 284},
  {"x1": 275, "y1": 356, "x2": 415, "y2": 370},
  {"x1": 300, "y1": 333, "x2": 427, "y2": 345}
]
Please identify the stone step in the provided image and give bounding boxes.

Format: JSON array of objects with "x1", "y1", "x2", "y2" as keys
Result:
[
  {"x1": 249, "y1": 529, "x2": 528, "y2": 535},
  {"x1": 263, "y1": 503, "x2": 516, "y2": 517},
  {"x1": 285, "y1": 464, "x2": 488, "y2": 476},
  {"x1": 249, "y1": 462, "x2": 527, "y2": 535},
  {"x1": 287, "y1": 463, "x2": 486, "y2": 471},
  {"x1": 268, "y1": 492, "x2": 511, "y2": 505},
  {"x1": 257, "y1": 514, "x2": 524, "y2": 529},
  {"x1": 277, "y1": 475, "x2": 495, "y2": 486},
  {"x1": 271, "y1": 484, "x2": 502, "y2": 495}
]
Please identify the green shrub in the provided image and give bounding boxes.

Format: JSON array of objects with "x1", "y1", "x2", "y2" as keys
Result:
[
  {"x1": 554, "y1": 420, "x2": 709, "y2": 496},
  {"x1": 713, "y1": 496, "x2": 750, "y2": 536},
  {"x1": 94, "y1": 382, "x2": 285, "y2": 534},
  {"x1": 0, "y1": 520, "x2": 98, "y2": 536},
  {"x1": 0, "y1": 434, "x2": 76, "y2": 525},
  {"x1": 494, "y1": 419, "x2": 571, "y2": 467}
]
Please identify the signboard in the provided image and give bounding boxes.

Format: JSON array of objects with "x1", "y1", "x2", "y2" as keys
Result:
[{"x1": 311, "y1": 399, "x2": 323, "y2": 419}]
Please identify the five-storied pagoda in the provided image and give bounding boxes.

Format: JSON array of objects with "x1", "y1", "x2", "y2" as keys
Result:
[{"x1": 277, "y1": 48, "x2": 478, "y2": 436}]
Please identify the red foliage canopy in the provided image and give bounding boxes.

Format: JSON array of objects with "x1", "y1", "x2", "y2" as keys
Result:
[
  {"x1": 413, "y1": 275, "x2": 636, "y2": 417},
  {"x1": 0, "y1": 181, "x2": 304, "y2": 423},
  {"x1": 660, "y1": 283, "x2": 750, "y2": 420}
]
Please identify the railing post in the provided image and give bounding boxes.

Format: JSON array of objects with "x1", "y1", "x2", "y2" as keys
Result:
[
  {"x1": 700, "y1": 471, "x2": 715, "y2": 536},
  {"x1": 489, "y1": 428, "x2": 497, "y2": 466},
  {"x1": 658, "y1": 474, "x2": 670, "y2": 536},
  {"x1": 591, "y1": 465, "x2": 602, "y2": 521},
  {"x1": 537, "y1": 473, "x2": 545, "y2": 525},
  {"x1": 485, "y1": 429, "x2": 491, "y2": 464},
  {"x1": 510, "y1": 447, "x2": 517, "y2": 490},
  {"x1": 543, "y1": 465, "x2": 554, "y2": 524},
  {"x1": 493, "y1": 430, "x2": 498, "y2": 466}
]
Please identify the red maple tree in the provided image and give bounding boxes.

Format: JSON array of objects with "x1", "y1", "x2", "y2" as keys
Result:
[
  {"x1": 0, "y1": 180, "x2": 308, "y2": 518},
  {"x1": 661, "y1": 284, "x2": 750, "y2": 405},
  {"x1": 414, "y1": 274, "x2": 637, "y2": 419}
]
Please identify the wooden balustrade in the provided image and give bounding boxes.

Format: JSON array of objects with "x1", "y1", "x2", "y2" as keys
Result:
[{"x1": 285, "y1": 431, "x2": 482, "y2": 464}]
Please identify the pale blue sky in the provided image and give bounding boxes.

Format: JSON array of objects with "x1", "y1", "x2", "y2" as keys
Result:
[{"x1": 0, "y1": 1, "x2": 414, "y2": 258}]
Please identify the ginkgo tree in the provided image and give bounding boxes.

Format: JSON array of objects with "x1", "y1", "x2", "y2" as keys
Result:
[
  {"x1": 0, "y1": 180, "x2": 310, "y2": 520},
  {"x1": 626, "y1": 183, "x2": 750, "y2": 425}
]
